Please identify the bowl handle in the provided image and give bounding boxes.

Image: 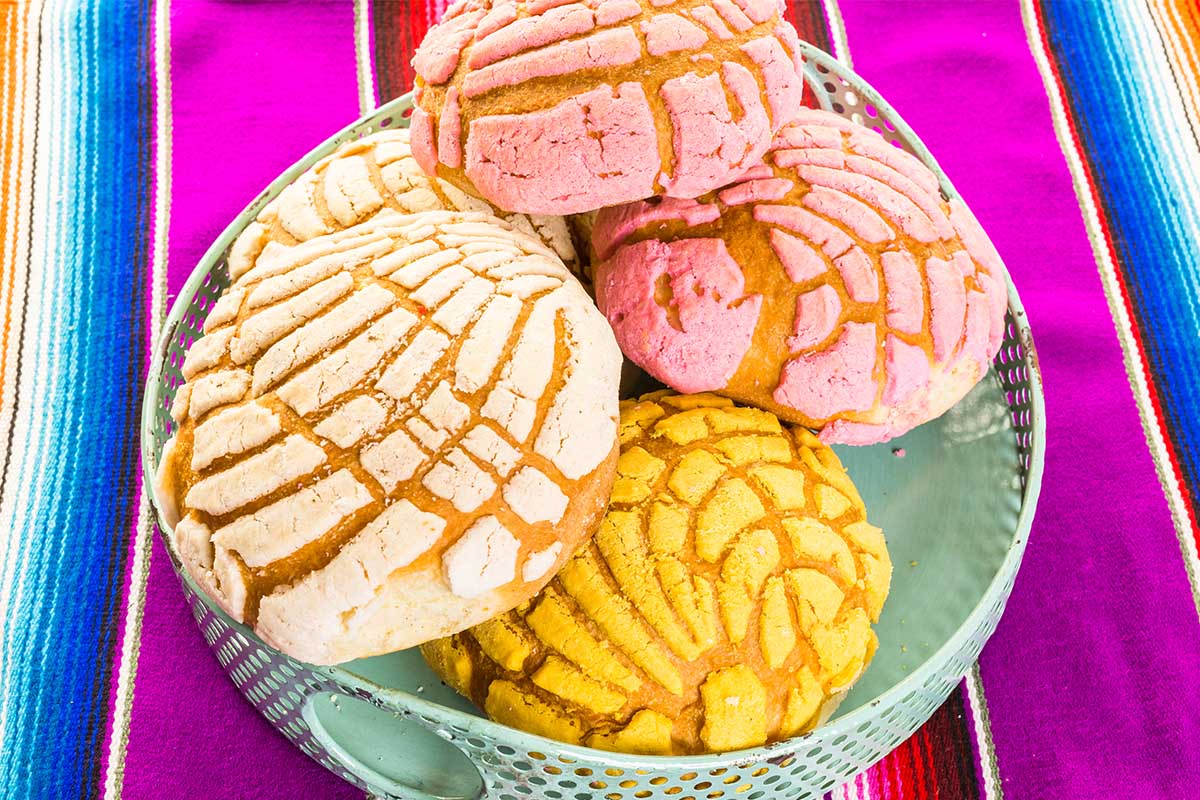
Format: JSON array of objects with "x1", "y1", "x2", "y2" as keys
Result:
[{"x1": 302, "y1": 690, "x2": 486, "y2": 800}]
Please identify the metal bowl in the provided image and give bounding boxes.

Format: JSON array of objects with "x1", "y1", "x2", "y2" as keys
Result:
[{"x1": 140, "y1": 44, "x2": 1044, "y2": 800}]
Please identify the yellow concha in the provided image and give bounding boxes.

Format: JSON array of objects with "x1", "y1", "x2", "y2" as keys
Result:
[{"x1": 422, "y1": 392, "x2": 892, "y2": 755}]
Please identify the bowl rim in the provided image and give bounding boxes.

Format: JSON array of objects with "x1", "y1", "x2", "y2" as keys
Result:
[{"x1": 139, "y1": 42, "x2": 1045, "y2": 770}]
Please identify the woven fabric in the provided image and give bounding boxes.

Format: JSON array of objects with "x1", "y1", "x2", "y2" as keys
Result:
[{"x1": 0, "y1": 0, "x2": 1197, "y2": 797}]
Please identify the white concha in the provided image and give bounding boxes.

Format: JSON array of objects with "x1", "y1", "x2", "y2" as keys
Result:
[
  {"x1": 223, "y1": 128, "x2": 583, "y2": 287},
  {"x1": 157, "y1": 208, "x2": 622, "y2": 665}
]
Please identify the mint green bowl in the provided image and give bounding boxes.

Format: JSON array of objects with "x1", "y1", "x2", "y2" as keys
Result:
[{"x1": 140, "y1": 44, "x2": 1044, "y2": 800}]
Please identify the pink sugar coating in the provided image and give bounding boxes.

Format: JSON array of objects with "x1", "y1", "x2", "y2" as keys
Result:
[
  {"x1": 883, "y1": 334, "x2": 930, "y2": 406},
  {"x1": 736, "y1": 163, "x2": 775, "y2": 182},
  {"x1": 527, "y1": 0, "x2": 575, "y2": 13},
  {"x1": 833, "y1": 247, "x2": 878, "y2": 303},
  {"x1": 769, "y1": 228, "x2": 827, "y2": 283},
  {"x1": 788, "y1": 107, "x2": 859, "y2": 132},
  {"x1": 819, "y1": 419, "x2": 891, "y2": 446},
  {"x1": 844, "y1": 154, "x2": 955, "y2": 239},
  {"x1": 775, "y1": 123, "x2": 842, "y2": 150},
  {"x1": 597, "y1": 237, "x2": 762, "y2": 393},
  {"x1": 975, "y1": 269, "x2": 1008, "y2": 354},
  {"x1": 953, "y1": 250, "x2": 975, "y2": 277},
  {"x1": 774, "y1": 147, "x2": 846, "y2": 169},
  {"x1": 641, "y1": 13, "x2": 710, "y2": 56},
  {"x1": 718, "y1": 177, "x2": 794, "y2": 206},
  {"x1": 798, "y1": 164, "x2": 938, "y2": 243},
  {"x1": 658, "y1": 64, "x2": 770, "y2": 198},
  {"x1": 410, "y1": 105, "x2": 438, "y2": 175},
  {"x1": 414, "y1": 6, "x2": 485, "y2": 84},
  {"x1": 774, "y1": 321, "x2": 878, "y2": 418},
  {"x1": 595, "y1": 0, "x2": 642, "y2": 24},
  {"x1": 711, "y1": 0, "x2": 753, "y2": 31},
  {"x1": 689, "y1": 5, "x2": 734, "y2": 39},
  {"x1": 740, "y1": 35, "x2": 803, "y2": 124},
  {"x1": 462, "y1": 26, "x2": 641, "y2": 98},
  {"x1": 847, "y1": 128, "x2": 940, "y2": 195},
  {"x1": 754, "y1": 203, "x2": 854, "y2": 260},
  {"x1": 802, "y1": 186, "x2": 895, "y2": 244},
  {"x1": 475, "y1": 2, "x2": 519, "y2": 40},
  {"x1": 926, "y1": 255, "x2": 968, "y2": 361},
  {"x1": 592, "y1": 197, "x2": 721, "y2": 260},
  {"x1": 733, "y1": 0, "x2": 781, "y2": 24},
  {"x1": 468, "y1": 2, "x2": 595, "y2": 69},
  {"x1": 881, "y1": 250, "x2": 923, "y2": 335},
  {"x1": 464, "y1": 83, "x2": 658, "y2": 215},
  {"x1": 960, "y1": 289, "x2": 993, "y2": 370},
  {"x1": 437, "y1": 88, "x2": 463, "y2": 168},
  {"x1": 774, "y1": 21, "x2": 802, "y2": 71},
  {"x1": 787, "y1": 284, "x2": 840, "y2": 351}
]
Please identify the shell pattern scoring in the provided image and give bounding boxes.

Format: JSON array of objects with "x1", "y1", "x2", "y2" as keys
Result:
[
  {"x1": 593, "y1": 108, "x2": 1011, "y2": 445},
  {"x1": 411, "y1": 0, "x2": 806, "y2": 214},
  {"x1": 242, "y1": 128, "x2": 582, "y2": 280},
  {"x1": 155, "y1": 209, "x2": 623, "y2": 665},
  {"x1": 422, "y1": 392, "x2": 892, "y2": 755}
]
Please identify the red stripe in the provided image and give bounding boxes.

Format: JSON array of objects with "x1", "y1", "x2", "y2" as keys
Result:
[{"x1": 1031, "y1": 0, "x2": 1200, "y2": 557}]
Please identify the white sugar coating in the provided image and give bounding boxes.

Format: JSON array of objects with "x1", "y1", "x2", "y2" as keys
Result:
[
  {"x1": 159, "y1": 208, "x2": 620, "y2": 664},
  {"x1": 244, "y1": 127, "x2": 583, "y2": 282},
  {"x1": 443, "y1": 516, "x2": 520, "y2": 599}
]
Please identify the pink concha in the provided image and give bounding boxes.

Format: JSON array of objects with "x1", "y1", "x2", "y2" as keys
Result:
[
  {"x1": 594, "y1": 109, "x2": 1010, "y2": 445},
  {"x1": 411, "y1": 0, "x2": 805, "y2": 214}
]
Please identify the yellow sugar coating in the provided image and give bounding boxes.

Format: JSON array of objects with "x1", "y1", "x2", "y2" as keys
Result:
[
  {"x1": 587, "y1": 709, "x2": 675, "y2": 755},
  {"x1": 423, "y1": 393, "x2": 892, "y2": 755},
  {"x1": 699, "y1": 665, "x2": 768, "y2": 752},
  {"x1": 695, "y1": 478, "x2": 766, "y2": 563}
]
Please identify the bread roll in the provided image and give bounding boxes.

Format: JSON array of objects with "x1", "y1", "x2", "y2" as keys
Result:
[
  {"x1": 156, "y1": 209, "x2": 622, "y2": 664},
  {"x1": 593, "y1": 109, "x2": 1010, "y2": 445},
  {"x1": 409, "y1": 0, "x2": 806, "y2": 214},
  {"x1": 422, "y1": 392, "x2": 891, "y2": 754}
]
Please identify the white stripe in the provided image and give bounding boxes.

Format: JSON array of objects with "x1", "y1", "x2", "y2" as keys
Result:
[
  {"x1": 0, "y1": 0, "x2": 73, "y2": 743},
  {"x1": 821, "y1": 0, "x2": 852, "y2": 68},
  {"x1": 1107, "y1": 1, "x2": 1200, "y2": 324},
  {"x1": 101, "y1": 0, "x2": 172, "y2": 794},
  {"x1": 964, "y1": 665, "x2": 1002, "y2": 799},
  {"x1": 354, "y1": 0, "x2": 376, "y2": 115},
  {"x1": 1022, "y1": 0, "x2": 1200, "y2": 619},
  {"x1": 0, "y1": 0, "x2": 39, "y2": 754}
]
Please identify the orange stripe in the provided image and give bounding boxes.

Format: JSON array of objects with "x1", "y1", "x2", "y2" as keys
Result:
[
  {"x1": 0, "y1": 3, "x2": 25, "y2": 409},
  {"x1": 1161, "y1": 0, "x2": 1200, "y2": 118}
]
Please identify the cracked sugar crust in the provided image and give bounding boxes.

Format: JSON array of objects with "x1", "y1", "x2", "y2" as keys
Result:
[
  {"x1": 233, "y1": 128, "x2": 583, "y2": 285},
  {"x1": 158, "y1": 208, "x2": 621, "y2": 664},
  {"x1": 421, "y1": 393, "x2": 892, "y2": 754},
  {"x1": 411, "y1": 0, "x2": 805, "y2": 214},
  {"x1": 592, "y1": 109, "x2": 1010, "y2": 445}
]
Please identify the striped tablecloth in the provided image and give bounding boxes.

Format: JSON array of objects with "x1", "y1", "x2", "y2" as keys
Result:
[{"x1": 2, "y1": 1, "x2": 1198, "y2": 797}]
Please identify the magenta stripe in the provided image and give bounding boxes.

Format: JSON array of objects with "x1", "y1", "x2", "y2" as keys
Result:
[
  {"x1": 123, "y1": 3, "x2": 360, "y2": 797},
  {"x1": 842, "y1": 2, "x2": 1200, "y2": 798}
]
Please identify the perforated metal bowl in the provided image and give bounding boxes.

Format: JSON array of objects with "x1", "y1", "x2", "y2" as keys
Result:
[{"x1": 140, "y1": 44, "x2": 1044, "y2": 800}]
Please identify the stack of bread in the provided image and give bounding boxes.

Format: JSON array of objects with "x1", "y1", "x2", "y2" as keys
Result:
[{"x1": 155, "y1": 0, "x2": 1008, "y2": 756}]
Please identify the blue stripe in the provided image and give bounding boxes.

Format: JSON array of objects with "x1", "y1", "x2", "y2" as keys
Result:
[
  {"x1": 0, "y1": 2, "x2": 151, "y2": 797},
  {"x1": 1041, "y1": 0, "x2": 1200, "y2": 508}
]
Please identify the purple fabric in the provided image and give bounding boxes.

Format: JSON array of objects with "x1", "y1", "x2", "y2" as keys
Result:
[
  {"x1": 840, "y1": 2, "x2": 1200, "y2": 797},
  {"x1": 123, "y1": 3, "x2": 360, "y2": 798}
]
